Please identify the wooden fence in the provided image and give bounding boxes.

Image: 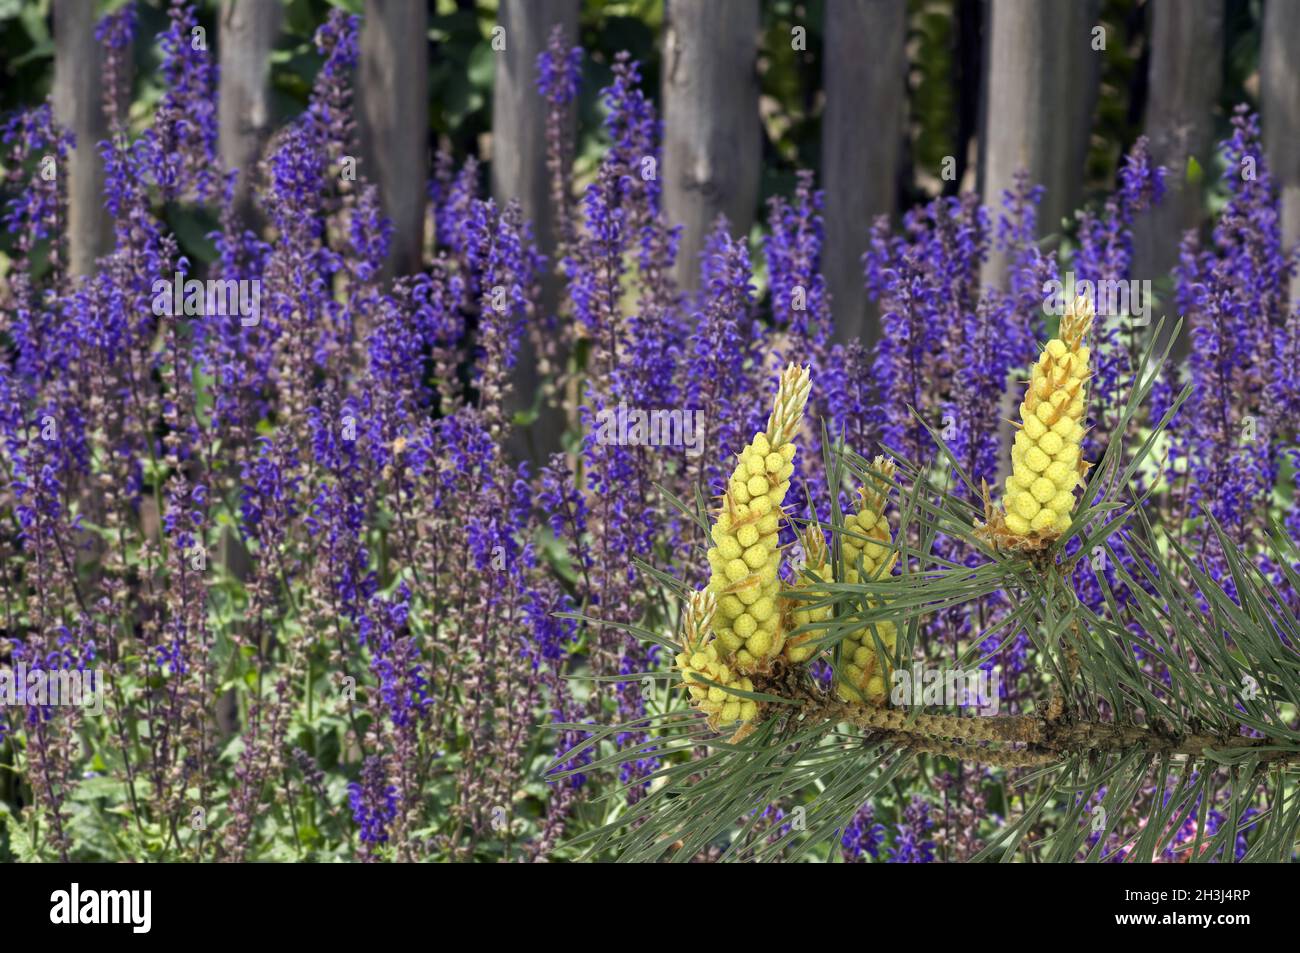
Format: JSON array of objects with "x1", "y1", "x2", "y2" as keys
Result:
[{"x1": 52, "y1": 0, "x2": 1300, "y2": 342}]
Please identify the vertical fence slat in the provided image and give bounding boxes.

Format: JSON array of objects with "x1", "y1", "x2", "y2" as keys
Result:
[
  {"x1": 359, "y1": 0, "x2": 429, "y2": 276},
  {"x1": 218, "y1": 0, "x2": 282, "y2": 223},
  {"x1": 980, "y1": 0, "x2": 1099, "y2": 486},
  {"x1": 1132, "y1": 0, "x2": 1222, "y2": 348},
  {"x1": 53, "y1": 0, "x2": 112, "y2": 276},
  {"x1": 662, "y1": 0, "x2": 761, "y2": 292},
  {"x1": 822, "y1": 0, "x2": 906, "y2": 345},
  {"x1": 215, "y1": 1, "x2": 281, "y2": 737},
  {"x1": 979, "y1": 0, "x2": 1100, "y2": 290},
  {"x1": 492, "y1": 0, "x2": 578, "y2": 462},
  {"x1": 491, "y1": 1, "x2": 576, "y2": 258},
  {"x1": 1263, "y1": 0, "x2": 1300, "y2": 309}
]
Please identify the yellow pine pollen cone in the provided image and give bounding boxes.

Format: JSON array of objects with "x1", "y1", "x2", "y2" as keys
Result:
[
  {"x1": 673, "y1": 588, "x2": 759, "y2": 728},
  {"x1": 783, "y1": 525, "x2": 831, "y2": 664},
  {"x1": 835, "y1": 457, "x2": 899, "y2": 705},
  {"x1": 999, "y1": 294, "x2": 1094, "y2": 542},
  {"x1": 706, "y1": 364, "x2": 811, "y2": 672}
]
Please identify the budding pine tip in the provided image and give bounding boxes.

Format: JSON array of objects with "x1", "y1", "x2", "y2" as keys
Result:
[{"x1": 981, "y1": 295, "x2": 1094, "y2": 552}]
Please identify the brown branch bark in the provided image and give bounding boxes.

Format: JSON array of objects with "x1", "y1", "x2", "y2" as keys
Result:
[
  {"x1": 767, "y1": 673, "x2": 1300, "y2": 768},
  {"x1": 831, "y1": 703, "x2": 1298, "y2": 766}
]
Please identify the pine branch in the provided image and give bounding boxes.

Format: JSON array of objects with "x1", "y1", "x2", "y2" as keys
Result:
[
  {"x1": 556, "y1": 320, "x2": 1300, "y2": 862},
  {"x1": 754, "y1": 662, "x2": 1300, "y2": 770}
]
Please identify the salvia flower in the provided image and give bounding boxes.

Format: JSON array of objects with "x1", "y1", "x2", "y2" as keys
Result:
[
  {"x1": 141, "y1": 1, "x2": 219, "y2": 202},
  {"x1": 95, "y1": 3, "x2": 136, "y2": 128},
  {"x1": 841, "y1": 801, "x2": 886, "y2": 862},
  {"x1": 348, "y1": 755, "x2": 398, "y2": 857},
  {"x1": 888, "y1": 795, "x2": 936, "y2": 864}
]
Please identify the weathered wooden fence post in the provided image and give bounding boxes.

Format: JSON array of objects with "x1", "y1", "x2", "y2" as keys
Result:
[
  {"x1": 492, "y1": 0, "x2": 578, "y2": 462},
  {"x1": 822, "y1": 0, "x2": 906, "y2": 345},
  {"x1": 492, "y1": 1, "x2": 577, "y2": 258},
  {"x1": 1263, "y1": 0, "x2": 1300, "y2": 310},
  {"x1": 1132, "y1": 0, "x2": 1222, "y2": 352},
  {"x1": 218, "y1": 0, "x2": 282, "y2": 224},
  {"x1": 980, "y1": 0, "x2": 1100, "y2": 484},
  {"x1": 979, "y1": 0, "x2": 1100, "y2": 290},
  {"x1": 662, "y1": 0, "x2": 761, "y2": 292},
  {"x1": 215, "y1": 1, "x2": 282, "y2": 737},
  {"x1": 358, "y1": 0, "x2": 429, "y2": 276},
  {"x1": 53, "y1": 0, "x2": 112, "y2": 276}
]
